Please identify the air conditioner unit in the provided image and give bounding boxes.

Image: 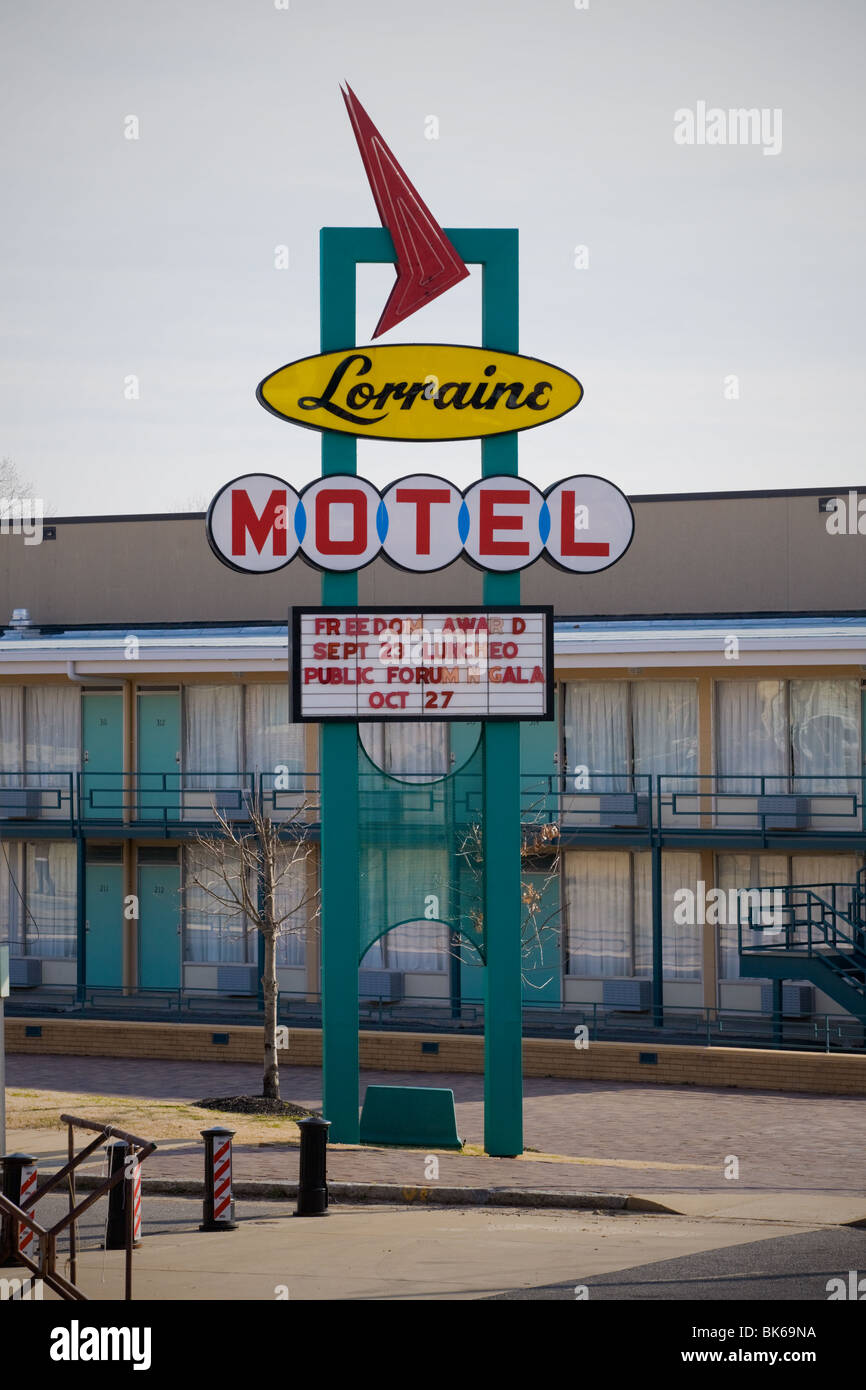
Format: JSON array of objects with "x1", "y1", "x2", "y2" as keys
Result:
[
  {"x1": 216, "y1": 964, "x2": 257, "y2": 994},
  {"x1": 359, "y1": 969, "x2": 404, "y2": 1003},
  {"x1": 598, "y1": 793, "x2": 650, "y2": 829},
  {"x1": 757, "y1": 795, "x2": 810, "y2": 830},
  {"x1": 760, "y1": 983, "x2": 815, "y2": 1016},
  {"x1": 602, "y1": 978, "x2": 652, "y2": 1011},
  {"x1": 0, "y1": 787, "x2": 41, "y2": 820},
  {"x1": 10, "y1": 956, "x2": 42, "y2": 987},
  {"x1": 211, "y1": 791, "x2": 252, "y2": 823}
]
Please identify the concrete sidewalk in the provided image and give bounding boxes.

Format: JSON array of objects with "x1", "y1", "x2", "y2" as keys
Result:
[{"x1": 0, "y1": 1199, "x2": 828, "y2": 1301}]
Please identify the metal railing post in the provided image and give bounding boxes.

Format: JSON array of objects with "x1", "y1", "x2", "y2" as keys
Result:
[{"x1": 104, "y1": 1140, "x2": 129, "y2": 1250}]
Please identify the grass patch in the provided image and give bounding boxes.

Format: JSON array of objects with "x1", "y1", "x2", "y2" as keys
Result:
[{"x1": 6, "y1": 1087, "x2": 307, "y2": 1145}]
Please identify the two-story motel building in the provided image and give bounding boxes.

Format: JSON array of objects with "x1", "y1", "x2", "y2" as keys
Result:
[{"x1": 2, "y1": 482, "x2": 865, "y2": 1041}]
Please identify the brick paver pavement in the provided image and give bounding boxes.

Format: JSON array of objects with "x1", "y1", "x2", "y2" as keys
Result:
[{"x1": 7, "y1": 1054, "x2": 864, "y2": 1194}]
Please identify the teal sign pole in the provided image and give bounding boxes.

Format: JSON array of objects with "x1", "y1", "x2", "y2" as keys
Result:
[
  {"x1": 317, "y1": 226, "x2": 524, "y2": 1154},
  {"x1": 319, "y1": 228, "x2": 362, "y2": 1143},
  {"x1": 479, "y1": 230, "x2": 523, "y2": 1158}
]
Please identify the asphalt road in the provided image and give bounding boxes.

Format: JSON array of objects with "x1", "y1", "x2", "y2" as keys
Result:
[{"x1": 489, "y1": 1226, "x2": 866, "y2": 1300}]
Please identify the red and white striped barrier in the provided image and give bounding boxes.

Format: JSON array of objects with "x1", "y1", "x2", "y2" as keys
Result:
[
  {"x1": 131, "y1": 1159, "x2": 142, "y2": 1243},
  {"x1": 213, "y1": 1137, "x2": 232, "y2": 1222},
  {"x1": 199, "y1": 1127, "x2": 237, "y2": 1231},
  {"x1": 17, "y1": 1162, "x2": 38, "y2": 1261}
]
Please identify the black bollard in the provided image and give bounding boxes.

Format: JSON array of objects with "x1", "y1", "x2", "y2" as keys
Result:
[
  {"x1": 104, "y1": 1140, "x2": 133, "y2": 1250},
  {"x1": 295, "y1": 1116, "x2": 330, "y2": 1217},
  {"x1": 200, "y1": 1127, "x2": 237, "y2": 1231},
  {"x1": 0, "y1": 1153, "x2": 37, "y2": 1266}
]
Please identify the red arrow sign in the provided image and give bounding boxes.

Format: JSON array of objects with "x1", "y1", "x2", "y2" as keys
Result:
[{"x1": 341, "y1": 84, "x2": 471, "y2": 338}]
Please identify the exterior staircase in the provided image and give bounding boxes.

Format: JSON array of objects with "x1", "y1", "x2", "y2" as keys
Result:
[{"x1": 738, "y1": 869, "x2": 866, "y2": 1022}]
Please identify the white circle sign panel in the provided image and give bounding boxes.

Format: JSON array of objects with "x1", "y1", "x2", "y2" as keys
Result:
[
  {"x1": 206, "y1": 473, "x2": 301, "y2": 573},
  {"x1": 543, "y1": 474, "x2": 635, "y2": 573},
  {"x1": 380, "y1": 473, "x2": 464, "y2": 572},
  {"x1": 298, "y1": 474, "x2": 383, "y2": 571},
  {"x1": 461, "y1": 474, "x2": 546, "y2": 572}
]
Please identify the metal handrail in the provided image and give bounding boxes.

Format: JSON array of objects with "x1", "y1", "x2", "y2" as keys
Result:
[
  {"x1": 0, "y1": 1114, "x2": 157, "y2": 1301},
  {"x1": 738, "y1": 881, "x2": 866, "y2": 964}
]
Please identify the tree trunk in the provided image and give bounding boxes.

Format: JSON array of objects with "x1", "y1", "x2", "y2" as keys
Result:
[
  {"x1": 262, "y1": 832, "x2": 280, "y2": 1100},
  {"x1": 262, "y1": 925, "x2": 279, "y2": 1100}
]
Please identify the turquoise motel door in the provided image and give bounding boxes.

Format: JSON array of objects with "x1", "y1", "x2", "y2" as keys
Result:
[
  {"x1": 85, "y1": 850, "x2": 124, "y2": 988},
  {"x1": 138, "y1": 850, "x2": 181, "y2": 989},
  {"x1": 137, "y1": 690, "x2": 181, "y2": 823},
  {"x1": 81, "y1": 691, "x2": 123, "y2": 821}
]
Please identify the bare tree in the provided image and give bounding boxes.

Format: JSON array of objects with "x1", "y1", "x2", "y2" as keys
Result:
[
  {"x1": 188, "y1": 792, "x2": 319, "y2": 1100},
  {"x1": 0, "y1": 457, "x2": 32, "y2": 497}
]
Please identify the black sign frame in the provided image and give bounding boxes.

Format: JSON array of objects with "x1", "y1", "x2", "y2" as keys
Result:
[{"x1": 290, "y1": 605, "x2": 555, "y2": 723}]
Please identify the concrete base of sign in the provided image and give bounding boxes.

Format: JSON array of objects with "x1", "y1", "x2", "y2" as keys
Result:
[{"x1": 359, "y1": 1085, "x2": 462, "y2": 1149}]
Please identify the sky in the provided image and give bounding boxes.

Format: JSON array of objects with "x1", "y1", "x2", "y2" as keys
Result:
[{"x1": 1, "y1": 0, "x2": 864, "y2": 515}]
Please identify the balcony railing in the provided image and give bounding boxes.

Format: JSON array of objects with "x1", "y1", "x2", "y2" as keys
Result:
[
  {"x1": 0, "y1": 770, "x2": 864, "y2": 842},
  {"x1": 657, "y1": 773, "x2": 866, "y2": 840},
  {"x1": 0, "y1": 773, "x2": 76, "y2": 832},
  {"x1": 3, "y1": 983, "x2": 863, "y2": 1052},
  {"x1": 738, "y1": 880, "x2": 865, "y2": 960}
]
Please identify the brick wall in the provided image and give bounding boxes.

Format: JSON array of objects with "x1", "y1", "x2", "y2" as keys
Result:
[{"x1": 6, "y1": 1018, "x2": 866, "y2": 1095}]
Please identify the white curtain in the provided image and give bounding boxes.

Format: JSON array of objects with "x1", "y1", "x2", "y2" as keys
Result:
[
  {"x1": 360, "y1": 722, "x2": 450, "y2": 781},
  {"x1": 791, "y1": 680, "x2": 859, "y2": 794},
  {"x1": 246, "y1": 684, "x2": 306, "y2": 799},
  {"x1": 564, "y1": 850, "x2": 632, "y2": 976},
  {"x1": 360, "y1": 844, "x2": 448, "y2": 970},
  {"x1": 25, "y1": 841, "x2": 76, "y2": 958},
  {"x1": 632, "y1": 682, "x2": 698, "y2": 790},
  {"x1": 716, "y1": 853, "x2": 789, "y2": 979},
  {"x1": 564, "y1": 682, "x2": 629, "y2": 793},
  {"x1": 0, "y1": 840, "x2": 21, "y2": 950},
  {"x1": 274, "y1": 845, "x2": 308, "y2": 967},
  {"x1": 183, "y1": 844, "x2": 252, "y2": 963},
  {"x1": 791, "y1": 853, "x2": 862, "y2": 946},
  {"x1": 25, "y1": 686, "x2": 79, "y2": 817},
  {"x1": 716, "y1": 681, "x2": 788, "y2": 794},
  {"x1": 0, "y1": 686, "x2": 23, "y2": 788},
  {"x1": 184, "y1": 686, "x2": 242, "y2": 815},
  {"x1": 634, "y1": 851, "x2": 702, "y2": 981}
]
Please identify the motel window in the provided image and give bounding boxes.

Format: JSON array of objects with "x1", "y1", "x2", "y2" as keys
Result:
[
  {"x1": 183, "y1": 844, "x2": 255, "y2": 964},
  {"x1": 360, "y1": 844, "x2": 449, "y2": 971},
  {"x1": 0, "y1": 840, "x2": 21, "y2": 951},
  {"x1": 0, "y1": 686, "x2": 24, "y2": 784},
  {"x1": 245, "y1": 683, "x2": 307, "y2": 784},
  {"x1": 715, "y1": 853, "x2": 789, "y2": 980},
  {"x1": 21, "y1": 841, "x2": 77, "y2": 959},
  {"x1": 715, "y1": 679, "x2": 859, "y2": 793},
  {"x1": 273, "y1": 844, "x2": 311, "y2": 968},
  {"x1": 715, "y1": 852, "x2": 862, "y2": 980},
  {"x1": 0, "y1": 685, "x2": 80, "y2": 815},
  {"x1": 563, "y1": 681, "x2": 698, "y2": 792},
  {"x1": 564, "y1": 849, "x2": 702, "y2": 981},
  {"x1": 563, "y1": 850, "x2": 632, "y2": 976},
  {"x1": 182, "y1": 843, "x2": 311, "y2": 967},
  {"x1": 181, "y1": 683, "x2": 307, "y2": 812}
]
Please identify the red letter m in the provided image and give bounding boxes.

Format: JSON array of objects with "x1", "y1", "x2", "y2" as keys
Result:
[{"x1": 231, "y1": 489, "x2": 287, "y2": 556}]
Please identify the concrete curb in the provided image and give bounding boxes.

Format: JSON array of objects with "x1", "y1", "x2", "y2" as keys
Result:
[{"x1": 68, "y1": 1173, "x2": 679, "y2": 1213}]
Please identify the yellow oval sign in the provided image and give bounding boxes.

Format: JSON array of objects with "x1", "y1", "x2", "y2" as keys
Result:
[{"x1": 256, "y1": 344, "x2": 583, "y2": 442}]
